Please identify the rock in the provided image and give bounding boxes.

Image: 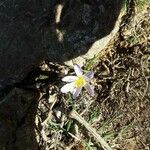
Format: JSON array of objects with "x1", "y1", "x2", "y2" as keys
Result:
[
  {"x1": 0, "y1": 88, "x2": 39, "y2": 150},
  {"x1": 0, "y1": 0, "x2": 124, "y2": 89}
]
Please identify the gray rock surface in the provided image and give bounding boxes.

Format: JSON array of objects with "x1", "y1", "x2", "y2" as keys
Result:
[
  {"x1": 0, "y1": 88, "x2": 38, "y2": 150},
  {"x1": 0, "y1": 0, "x2": 123, "y2": 89}
]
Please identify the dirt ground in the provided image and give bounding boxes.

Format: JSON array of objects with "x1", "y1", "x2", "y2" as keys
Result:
[
  {"x1": 33, "y1": 1, "x2": 149, "y2": 150},
  {"x1": 0, "y1": 0, "x2": 149, "y2": 150}
]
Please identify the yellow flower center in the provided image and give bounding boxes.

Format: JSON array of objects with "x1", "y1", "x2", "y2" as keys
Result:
[{"x1": 74, "y1": 76, "x2": 86, "y2": 88}]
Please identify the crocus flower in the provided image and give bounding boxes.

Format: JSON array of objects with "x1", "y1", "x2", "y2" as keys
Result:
[{"x1": 61, "y1": 64, "x2": 94, "y2": 99}]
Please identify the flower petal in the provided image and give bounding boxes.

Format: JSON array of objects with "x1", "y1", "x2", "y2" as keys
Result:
[
  {"x1": 85, "y1": 83, "x2": 94, "y2": 96},
  {"x1": 61, "y1": 83, "x2": 74, "y2": 93},
  {"x1": 74, "y1": 64, "x2": 83, "y2": 76},
  {"x1": 73, "y1": 87, "x2": 82, "y2": 99},
  {"x1": 62, "y1": 76, "x2": 78, "y2": 82},
  {"x1": 85, "y1": 71, "x2": 94, "y2": 80}
]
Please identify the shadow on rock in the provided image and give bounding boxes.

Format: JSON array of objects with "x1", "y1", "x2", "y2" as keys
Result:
[
  {"x1": 0, "y1": 88, "x2": 39, "y2": 150},
  {"x1": 0, "y1": 0, "x2": 123, "y2": 88},
  {"x1": 0, "y1": 63, "x2": 61, "y2": 150}
]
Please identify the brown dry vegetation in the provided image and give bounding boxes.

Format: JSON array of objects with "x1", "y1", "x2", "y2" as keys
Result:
[{"x1": 33, "y1": 1, "x2": 150, "y2": 150}]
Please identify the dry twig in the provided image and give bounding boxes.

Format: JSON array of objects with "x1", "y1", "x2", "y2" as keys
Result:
[{"x1": 69, "y1": 110, "x2": 112, "y2": 150}]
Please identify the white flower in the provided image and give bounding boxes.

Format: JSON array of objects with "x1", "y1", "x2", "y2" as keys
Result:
[{"x1": 61, "y1": 64, "x2": 94, "y2": 99}]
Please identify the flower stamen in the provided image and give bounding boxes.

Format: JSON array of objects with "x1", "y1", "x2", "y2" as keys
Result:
[{"x1": 74, "y1": 76, "x2": 86, "y2": 88}]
